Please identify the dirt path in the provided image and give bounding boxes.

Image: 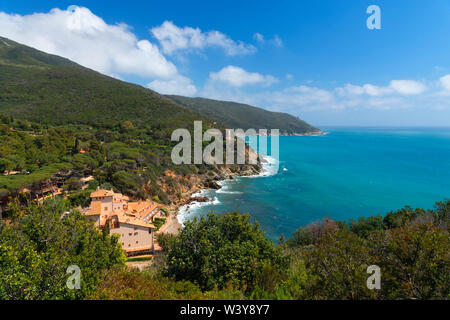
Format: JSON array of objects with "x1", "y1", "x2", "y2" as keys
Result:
[{"x1": 158, "y1": 212, "x2": 182, "y2": 235}]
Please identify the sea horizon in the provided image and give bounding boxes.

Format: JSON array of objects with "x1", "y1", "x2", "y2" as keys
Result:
[{"x1": 179, "y1": 126, "x2": 450, "y2": 240}]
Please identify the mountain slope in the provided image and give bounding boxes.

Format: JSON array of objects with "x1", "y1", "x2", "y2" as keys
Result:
[
  {"x1": 0, "y1": 37, "x2": 260, "y2": 203},
  {"x1": 166, "y1": 95, "x2": 322, "y2": 135},
  {"x1": 0, "y1": 36, "x2": 209, "y2": 130}
]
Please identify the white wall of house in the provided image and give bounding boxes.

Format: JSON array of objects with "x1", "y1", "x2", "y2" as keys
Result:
[
  {"x1": 110, "y1": 223, "x2": 153, "y2": 251},
  {"x1": 92, "y1": 196, "x2": 114, "y2": 214}
]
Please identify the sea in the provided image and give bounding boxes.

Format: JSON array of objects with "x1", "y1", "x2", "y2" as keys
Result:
[{"x1": 178, "y1": 127, "x2": 450, "y2": 241}]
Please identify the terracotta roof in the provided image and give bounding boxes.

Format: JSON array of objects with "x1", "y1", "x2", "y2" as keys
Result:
[
  {"x1": 86, "y1": 190, "x2": 165, "y2": 229},
  {"x1": 126, "y1": 200, "x2": 164, "y2": 219},
  {"x1": 86, "y1": 201, "x2": 102, "y2": 215},
  {"x1": 90, "y1": 190, "x2": 114, "y2": 198},
  {"x1": 117, "y1": 214, "x2": 155, "y2": 229}
]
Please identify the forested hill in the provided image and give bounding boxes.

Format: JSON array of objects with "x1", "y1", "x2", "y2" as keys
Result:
[
  {"x1": 0, "y1": 36, "x2": 320, "y2": 135},
  {"x1": 0, "y1": 36, "x2": 209, "y2": 130},
  {"x1": 0, "y1": 36, "x2": 258, "y2": 202},
  {"x1": 166, "y1": 95, "x2": 322, "y2": 135}
]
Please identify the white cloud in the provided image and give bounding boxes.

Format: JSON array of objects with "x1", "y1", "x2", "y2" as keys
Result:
[
  {"x1": 389, "y1": 80, "x2": 427, "y2": 95},
  {"x1": 272, "y1": 35, "x2": 283, "y2": 47},
  {"x1": 200, "y1": 76, "x2": 444, "y2": 115},
  {"x1": 439, "y1": 74, "x2": 450, "y2": 91},
  {"x1": 283, "y1": 86, "x2": 334, "y2": 104},
  {"x1": 363, "y1": 84, "x2": 393, "y2": 96},
  {"x1": 151, "y1": 21, "x2": 256, "y2": 56},
  {"x1": 253, "y1": 33, "x2": 264, "y2": 43},
  {"x1": 148, "y1": 75, "x2": 197, "y2": 96},
  {"x1": 0, "y1": 6, "x2": 179, "y2": 79},
  {"x1": 209, "y1": 66, "x2": 278, "y2": 87},
  {"x1": 253, "y1": 33, "x2": 283, "y2": 47},
  {"x1": 336, "y1": 80, "x2": 426, "y2": 97}
]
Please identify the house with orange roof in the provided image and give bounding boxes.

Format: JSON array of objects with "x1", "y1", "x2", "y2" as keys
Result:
[{"x1": 86, "y1": 188, "x2": 166, "y2": 256}]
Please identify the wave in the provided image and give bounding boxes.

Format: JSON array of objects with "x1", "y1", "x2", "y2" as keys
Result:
[
  {"x1": 177, "y1": 193, "x2": 221, "y2": 225},
  {"x1": 239, "y1": 155, "x2": 279, "y2": 178},
  {"x1": 178, "y1": 156, "x2": 278, "y2": 224},
  {"x1": 216, "y1": 183, "x2": 243, "y2": 194}
]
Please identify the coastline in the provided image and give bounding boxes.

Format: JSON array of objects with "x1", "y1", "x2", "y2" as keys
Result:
[
  {"x1": 160, "y1": 170, "x2": 261, "y2": 236},
  {"x1": 159, "y1": 130, "x2": 324, "y2": 236},
  {"x1": 165, "y1": 155, "x2": 279, "y2": 235},
  {"x1": 283, "y1": 130, "x2": 325, "y2": 136},
  {"x1": 237, "y1": 130, "x2": 326, "y2": 137}
]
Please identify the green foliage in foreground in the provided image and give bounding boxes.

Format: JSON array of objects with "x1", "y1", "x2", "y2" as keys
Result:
[
  {"x1": 0, "y1": 198, "x2": 126, "y2": 299},
  {"x1": 89, "y1": 267, "x2": 242, "y2": 300},
  {"x1": 278, "y1": 200, "x2": 450, "y2": 300},
  {"x1": 164, "y1": 212, "x2": 288, "y2": 291},
  {"x1": 155, "y1": 201, "x2": 449, "y2": 300},
  {"x1": 0, "y1": 199, "x2": 448, "y2": 300}
]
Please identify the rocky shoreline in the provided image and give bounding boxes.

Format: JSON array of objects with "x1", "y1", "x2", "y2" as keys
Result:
[
  {"x1": 284, "y1": 130, "x2": 325, "y2": 136},
  {"x1": 159, "y1": 130, "x2": 323, "y2": 235},
  {"x1": 162, "y1": 163, "x2": 262, "y2": 235}
]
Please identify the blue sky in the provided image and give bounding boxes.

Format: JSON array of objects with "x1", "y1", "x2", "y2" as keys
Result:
[{"x1": 1, "y1": 0, "x2": 450, "y2": 127}]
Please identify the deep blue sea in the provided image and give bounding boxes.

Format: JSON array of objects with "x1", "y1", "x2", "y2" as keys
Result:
[{"x1": 179, "y1": 127, "x2": 450, "y2": 241}]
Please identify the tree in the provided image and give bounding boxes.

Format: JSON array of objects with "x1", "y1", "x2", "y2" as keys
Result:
[
  {"x1": 287, "y1": 218, "x2": 341, "y2": 247},
  {"x1": 165, "y1": 212, "x2": 288, "y2": 291},
  {"x1": 71, "y1": 137, "x2": 80, "y2": 155},
  {"x1": 0, "y1": 198, "x2": 126, "y2": 299},
  {"x1": 370, "y1": 223, "x2": 449, "y2": 299},
  {"x1": 0, "y1": 158, "x2": 14, "y2": 174},
  {"x1": 299, "y1": 229, "x2": 377, "y2": 300},
  {"x1": 348, "y1": 216, "x2": 384, "y2": 238}
]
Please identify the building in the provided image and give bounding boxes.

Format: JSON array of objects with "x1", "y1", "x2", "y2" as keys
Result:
[{"x1": 86, "y1": 188, "x2": 165, "y2": 256}]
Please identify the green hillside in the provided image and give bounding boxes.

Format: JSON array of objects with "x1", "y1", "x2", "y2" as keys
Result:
[
  {"x1": 0, "y1": 37, "x2": 256, "y2": 201},
  {"x1": 166, "y1": 95, "x2": 322, "y2": 135},
  {"x1": 0, "y1": 36, "x2": 209, "y2": 130}
]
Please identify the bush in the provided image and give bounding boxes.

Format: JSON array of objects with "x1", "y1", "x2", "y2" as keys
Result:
[
  {"x1": 0, "y1": 199, "x2": 126, "y2": 299},
  {"x1": 164, "y1": 211, "x2": 288, "y2": 291}
]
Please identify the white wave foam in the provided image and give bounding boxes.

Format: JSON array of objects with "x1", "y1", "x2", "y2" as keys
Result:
[
  {"x1": 177, "y1": 194, "x2": 221, "y2": 226},
  {"x1": 216, "y1": 190, "x2": 243, "y2": 194},
  {"x1": 178, "y1": 156, "x2": 278, "y2": 224},
  {"x1": 216, "y1": 183, "x2": 243, "y2": 194},
  {"x1": 239, "y1": 155, "x2": 279, "y2": 178}
]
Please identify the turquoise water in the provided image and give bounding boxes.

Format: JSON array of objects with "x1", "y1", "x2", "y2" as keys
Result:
[{"x1": 179, "y1": 128, "x2": 450, "y2": 241}]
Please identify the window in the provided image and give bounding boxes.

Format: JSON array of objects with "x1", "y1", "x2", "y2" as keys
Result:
[
  {"x1": 104, "y1": 207, "x2": 108, "y2": 211},
  {"x1": 128, "y1": 233, "x2": 132, "y2": 236},
  {"x1": 136, "y1": 241, "x2": 139, "y2": 244},
  {"x1": 134, "y1": 232, "x2": 138, "y2": 236}
]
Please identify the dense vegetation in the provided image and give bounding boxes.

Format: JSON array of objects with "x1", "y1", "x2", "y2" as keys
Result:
[
  {"x1": 0, "y1": 198, "x2": 125, "y2": 299},
  {"x1": 167, "y1": 95, "x2": 321, "y2": 135},
  {"x1": 0, "y1": 36, "x2": 447, "y2": 300},
  {"x1": 0, "y1": 37, "x2": 261, "y2": 204},
  {"x1": 0, "y1": 115, "x2": 214, "y2": 205},
  {"x1": 163, "y1": 212, "x2": 288, "y2": 291},
  {"x1": 1, "y1": 198, "x2": 447, "y2": 300},
  {"x1": 0, "y1": 37, "x2": 210, "y2": 129}
]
